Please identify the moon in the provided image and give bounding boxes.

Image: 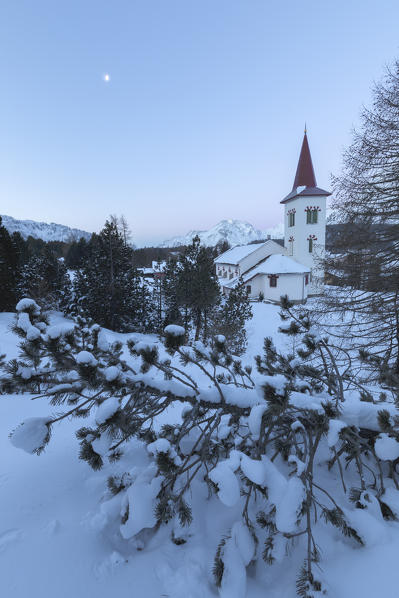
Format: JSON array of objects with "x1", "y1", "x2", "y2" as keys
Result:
[{"x1": 103, "y1": 73, "x2": 110, "y2": 82}]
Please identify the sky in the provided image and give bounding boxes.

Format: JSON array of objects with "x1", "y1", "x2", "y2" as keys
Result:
[{"x1": 1, "y1": 1, "x2": 399, "y2": 246}]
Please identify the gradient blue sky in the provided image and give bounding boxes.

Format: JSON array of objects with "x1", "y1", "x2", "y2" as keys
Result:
[{"x1": 1, "y1": 1, "x2": 399, "y2": 246}]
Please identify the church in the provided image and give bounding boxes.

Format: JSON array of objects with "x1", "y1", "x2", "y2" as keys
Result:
[{"x1": 215, "y1": 131, "x2": 331, "y2": 303}]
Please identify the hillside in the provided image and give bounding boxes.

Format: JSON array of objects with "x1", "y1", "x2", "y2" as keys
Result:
[{"x1": 1, "y1": 215, "x2": 92, "y2": 242}]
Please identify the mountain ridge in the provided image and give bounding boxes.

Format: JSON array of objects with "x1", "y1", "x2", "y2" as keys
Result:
[
  {"x1": 158, "y1": 219, "x2": 284, "y2": 248},
  {"x1": 1, "y1": 215, "x2": 92, "y2": 242}
]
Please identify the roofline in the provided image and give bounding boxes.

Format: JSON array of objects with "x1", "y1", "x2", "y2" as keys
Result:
[
  {"x1": 214, "y1": 239, "x2": 283, "y2": 265},
  {"x1": 280, "y1": 187, "x2": 331, "y2": 204}
]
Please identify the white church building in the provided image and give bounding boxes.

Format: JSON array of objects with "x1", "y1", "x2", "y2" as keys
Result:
[{"x1": 215, "y1": 131, "x2": 330, "y2": 303}]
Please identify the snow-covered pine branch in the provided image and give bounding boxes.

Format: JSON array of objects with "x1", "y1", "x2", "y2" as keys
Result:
[{"x1": 4, "y1": 298, "x2": 399, "y2": 597}]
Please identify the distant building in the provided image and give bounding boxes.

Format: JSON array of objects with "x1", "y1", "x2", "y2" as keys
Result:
[
  {"x1": 138, "y1": 260, "x2": 166, "y2": 280},
  {"x1": 215, "y1": 130, "x2": 329, "y2": 303}
]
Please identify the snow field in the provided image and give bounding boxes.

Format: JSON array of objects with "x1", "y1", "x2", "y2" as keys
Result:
[{"x1": 2, "y1": 303, "x2": 399, "y2": 597}]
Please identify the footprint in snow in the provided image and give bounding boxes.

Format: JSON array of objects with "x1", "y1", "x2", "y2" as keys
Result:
[
  {"x1": 0, "y1": 473, "x2": 11, "y2": 487},
  {"x1": 44, "y1": 519, "x2": 61, "y2": 535},
  {"x1": 93, "y1": 551, "x2": 127, "y2": 580},
  {"x1": 0, "y1": 529, "x2": 23, "y2": 553}
]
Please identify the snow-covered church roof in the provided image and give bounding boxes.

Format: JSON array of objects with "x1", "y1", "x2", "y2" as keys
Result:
[
  {"x1": 243, "y1": 255, "x2": 310, "y2": 283},
  {"x1": 214, "y1": 240, "x2": 282, "y2": 266}
]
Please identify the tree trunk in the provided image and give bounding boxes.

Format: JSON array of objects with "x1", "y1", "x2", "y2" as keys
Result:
[{"x1": 194, "y1": 309, "x2": 202, "y2": 341}]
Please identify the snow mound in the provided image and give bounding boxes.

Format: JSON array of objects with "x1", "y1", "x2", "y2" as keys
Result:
[
  {"x1": 16, "y1": 298, "x2": 40, "y2": 314},
  {"x1": 375, "y1": 434, "x2": 399, "y2": 461},
  {"x1": 10, "y1": 418, "x2": 49, "y2": 453},
  {"x1": 120, "y1": 465, "x2": 163, "y2": 539},
  {"x1": 164, "y1": 325, "x2": 185, "y2": 337},
  {"x1": 76, "y1": 351, "x2": 98, "y2": 366},
  {"x1": 95, "y1": 398, "x2": 120, "y2": 425},
  {"x1": 209, "y1": 462, "x2": 240, "y2": 507},
  {"x1": 103, "y1": 366, "x2": 120, "y2": 382}
]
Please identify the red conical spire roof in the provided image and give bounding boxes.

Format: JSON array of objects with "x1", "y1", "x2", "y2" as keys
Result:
[
  {"x1": 292, "y1": 131, "x2": 317, "y2": 190},
  {"x1": 280, "y1": 128, "x2": 331, "y2": 204}
]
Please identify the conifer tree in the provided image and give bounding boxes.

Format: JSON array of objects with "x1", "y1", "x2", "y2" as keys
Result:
[
  {"x1": 17, "y1": 247, "x2": 71, "y2": 310},
  {"x1": 0, "y1": 216, "x2": 20, "y2": 311},
  {"x1": 162, "y1": 236, "x2": 220, "y2": 340},
  {"x1": 11, "y1": 231, "x2": 30, "y2": 268},
  {"x1": 72, "y1": 220, "x2": 149, "y2": 332},
  {"x1": 324, "y1": 60, "x2": 399, "y2": 380},
  {"x1": 64, "y1": 237, "x2": 89, "y2": 269},
  {"x1": 215, "y1": 279, "x2": 252, "y2": 355}
]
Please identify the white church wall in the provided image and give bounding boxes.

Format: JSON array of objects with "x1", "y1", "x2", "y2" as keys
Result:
[
  {"x1": 245, "y1": 273, "x2": 308, "y2": 303},
  {"x1": 284, "y1": 194, "x2": 326, "y2": 294}
]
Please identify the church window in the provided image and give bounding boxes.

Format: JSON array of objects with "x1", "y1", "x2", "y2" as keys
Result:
[
  {"x1": 288, "y1": 212, "x2": 295, "y2": 227},
  {"x1": 306, "y1": 207, "x2": 319, "y2": 224},
  {"x1": 305, "y1": 274, "x2": 309, "y2": 285},
  {"x1": 307, "y1": 235, "x2": 317, "y2": 253},
  {"x1": 269, "y1": 275, "x2": 278, "y2": 288},
  {"x1": 246, "y1": 285, "x2": 252, "y2": 294}
]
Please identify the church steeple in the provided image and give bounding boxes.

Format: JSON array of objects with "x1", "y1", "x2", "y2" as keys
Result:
[
  {"x1": 281, "y1": 129, "x2": 330, "y2": 204},
  {"x1": 292, "y1": 131, "x2": 317, "y2": 190}
]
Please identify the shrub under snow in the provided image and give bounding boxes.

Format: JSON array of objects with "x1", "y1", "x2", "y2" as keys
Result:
[{"x1": 4, "y1": 296, "x2": 399, "y2": 597}]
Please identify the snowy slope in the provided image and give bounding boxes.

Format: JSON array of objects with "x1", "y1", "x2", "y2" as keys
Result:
[
  {"x1": 1, "y1": 214, "x2": 92, "y2": 242},
  {"x1": 2, "y1": 306, "x2": 399, "y2": 598},
  {"x1": 159, "y1": 219, "x2": 284, "y2": 248}
]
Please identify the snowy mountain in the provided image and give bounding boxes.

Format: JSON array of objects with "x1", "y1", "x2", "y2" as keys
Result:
[
  {"x1": 1, "y1": 214, "x2": 92, "y2": 242},
  {"x1": 159, "y1": 219, "x2": 284, "y2": 248}
]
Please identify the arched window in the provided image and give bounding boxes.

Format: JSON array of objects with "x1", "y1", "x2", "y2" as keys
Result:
[
  {"x1": 306, "y1": 206, "x2": 320, "y2": 224},
  {"x1": 307, "y1": 235, "x2": 317, "y2": 253},
  {"x1": 288, "y1": 208, "x2": 296, "y2": 227},
  {"x1": 268, "y1": 275, "x2": 278, "y2": 288}
]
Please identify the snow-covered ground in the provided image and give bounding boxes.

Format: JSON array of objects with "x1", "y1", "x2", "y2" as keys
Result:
[{"x1": 2, "y1": 305, "x2": 399, "y2": 597}]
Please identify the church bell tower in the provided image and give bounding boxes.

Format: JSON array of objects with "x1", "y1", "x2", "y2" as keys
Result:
[{"x1": 281, "y1": 129, "x2": 331, "y2": 295}]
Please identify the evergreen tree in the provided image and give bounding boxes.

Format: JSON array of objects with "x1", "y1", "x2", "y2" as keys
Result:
[
  {"x1": 324, "y1": 60, "x2": 399, "y2": 380},
  {"x1": 216, "y1": 279, "x2": 252, "y2": 354},
  {"x1": 0, "y1": 216, "x2": 19, "y2": 311},
  {"x1": 215, "y1": 239, "x2": 231, "y2": 256},
  {"x1": 65, "y1": 237, "x2": 89, "y2": 269},
  {"x1": 17, "y1": 248, "x2": 72, "y2": 310},
  {"x1": 72, "y1": 220, "x2": 150, "y2": 331},
  {"x1": 163, "y1": 236, "x2": 220, "y2": 340},
  {"x1": 11, "y1": 231, "x2": 30, "y2": 267}
]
